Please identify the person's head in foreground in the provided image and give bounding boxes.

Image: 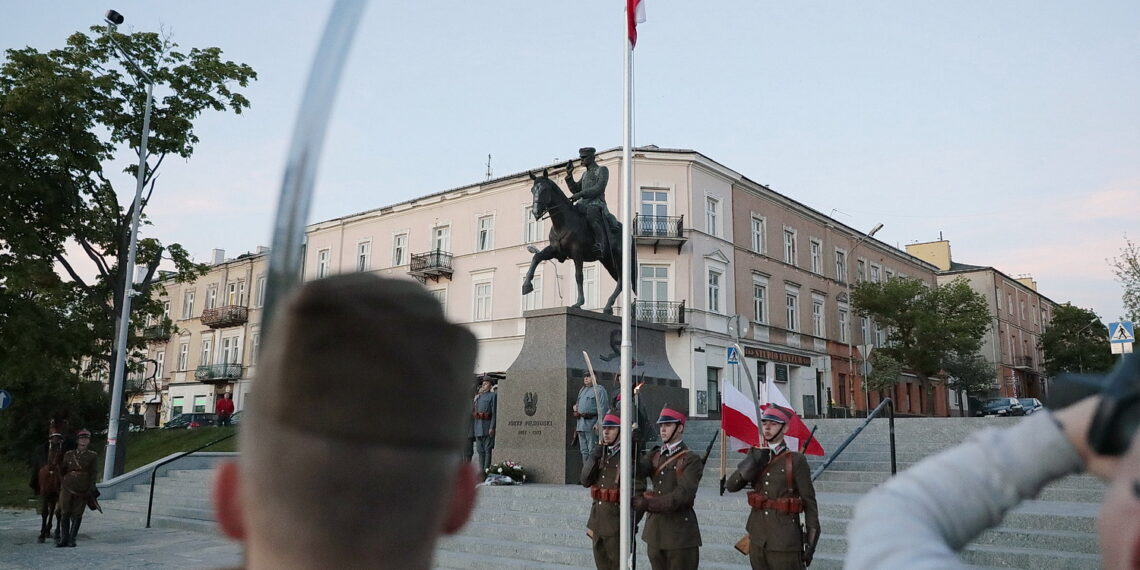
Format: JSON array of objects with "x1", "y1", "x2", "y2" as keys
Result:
[{"x1": 212, "y1": 274, "x2": 479, "y2": 569}]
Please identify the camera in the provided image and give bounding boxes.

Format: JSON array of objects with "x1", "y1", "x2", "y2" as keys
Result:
[
  {"x1": 1048, "y1": 354, "x2": 1139, "y2": 456},
  {"x1": 105, "y1": 10, "x2": 124, "y2": 26}
]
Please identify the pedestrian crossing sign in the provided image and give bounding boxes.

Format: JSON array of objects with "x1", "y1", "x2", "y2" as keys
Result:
[
  {"x1": 1109, "y1": 321, "x2": 1135, "y2": 344},
  {"x1": 727, "y1": 346, "x2": 740, "y2": 365}
]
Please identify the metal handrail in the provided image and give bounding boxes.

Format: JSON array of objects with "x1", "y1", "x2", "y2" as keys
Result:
[
  {"x1": 146, "y1": 431, "x2": 237, "y2": 528},
  {"x1": 811, "y1": 397, "x2": 896, "y2": 481}
]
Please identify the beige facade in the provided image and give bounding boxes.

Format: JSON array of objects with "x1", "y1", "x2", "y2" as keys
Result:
[
  {"x1": 302, "y1": 147, "x2": 944, "y2": 417},
  {"x1": 906, "y1": 240, "x2": 1057, "y2": 400},
  {"x1": 132, "y1": 250, "x2": 268, "y2": 425}
]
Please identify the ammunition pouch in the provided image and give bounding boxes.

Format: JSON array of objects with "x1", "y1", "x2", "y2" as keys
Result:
[
  {"x1": 590, "y1": 485, "x2": 620, "y2": 503},
  {"x1": 746, "y1": 491, "x2": 803, "y2": 514}
]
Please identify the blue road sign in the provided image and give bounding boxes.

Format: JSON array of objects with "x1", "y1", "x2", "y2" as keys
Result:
[
  {"x1": 727, "y1": 346, "x2": 740, "y2": 365},
  {"x1": 1109, "y1": 321, "x2": 1135, "y2": 344},
  {"x1": 0, "y1": 389, "x2": 11, "y2": 410}
]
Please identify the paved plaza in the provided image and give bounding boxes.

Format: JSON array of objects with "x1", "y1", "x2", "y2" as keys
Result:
[{"x1": 0, "y1": 509, "x2": 242, "y2": 569}]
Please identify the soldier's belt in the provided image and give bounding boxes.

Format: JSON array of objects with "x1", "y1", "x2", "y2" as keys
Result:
[
  {"x1": 472, "y1": 412, "x2": 492, "y2": 420},
  {"x1": 590, "y1": 485, "x2": 620, "y2": 503},
  {"x1": 746, "y1": 491, "x2": 803, "y2": 514}
]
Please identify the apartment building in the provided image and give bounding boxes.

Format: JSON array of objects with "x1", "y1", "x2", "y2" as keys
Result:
[
  {"x1": 303, "y1": 146, "x2": 946, "y2": 417},
  {"x1": 906, "y1": 240, "x2": 1057, "y2": 400},
  {"x1": 132, "y1": 249, "x2": 268, "y2": 425}
]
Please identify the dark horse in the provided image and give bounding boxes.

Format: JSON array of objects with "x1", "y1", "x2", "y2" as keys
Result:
[
  {"x1": 522, "y1": 168, "x2": 636, "y2": 313},
  {"x1": 34, "y1": 436, "x2": 64, "y2": 543}
]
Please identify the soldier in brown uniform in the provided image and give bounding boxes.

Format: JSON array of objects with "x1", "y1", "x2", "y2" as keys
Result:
[
  {"x1": 726, "y1": 405, "x2": 821, "y2": 569},
  {"x1": 632, "y1": 407, "x2": 703, "y2": 570},
  {"x1": 581, "y1": 413, "x2": 645, "y2": 570},
  {"x1": 57, "y1": 429, "x2": 97, "y2": 547}
]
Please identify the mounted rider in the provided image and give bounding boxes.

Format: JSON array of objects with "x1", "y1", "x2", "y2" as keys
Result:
[{"x1": 565, "y1": 147, "x2": 619, "y2": 257}]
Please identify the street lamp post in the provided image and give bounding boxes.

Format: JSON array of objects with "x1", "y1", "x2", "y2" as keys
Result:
[
  {"x1": 103, "y1": 9, "x2": 156, "y2": 482},
  {"x1": 846, "y1": 223, "x2": 883, "y2": 417},
  {"x1": 1075, "y1": 316, "x2": 1101, "y2": 374}
]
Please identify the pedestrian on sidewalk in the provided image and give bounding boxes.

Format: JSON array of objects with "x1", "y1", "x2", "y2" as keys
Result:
[
  {"x1": 725, "y1": 404, "x2": 820, "y2": 569},
  {"x1": 633, "y1": 407, "x2": 703, "y2": 570},
  {"x1": 846, "y1": 354, "x2": 1140, "y2": 570},
  {"x1": 215, "y1": 392, "x2": 235, "y2": 426},
  {"x1": 211, "y1": 273, "x2": 480, "y2": 570},
  {"x1": 57, "y1": 429, "x2": 97, "y2": 547}
]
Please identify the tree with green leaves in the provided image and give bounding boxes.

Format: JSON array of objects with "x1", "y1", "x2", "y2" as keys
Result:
[
  {"x1": 864, "y1": 351, "x2": 904, "y2": 394},
  {"x1": 0, "y1": 26, "x2": 255, "y2": 463},
  {"x1": 1039, "y1": 304, "x2": 1113, "y2": 377},
  {"x1": 1111, "y1": 237, "x2": 1139, "y2": 322},
  {"x1": 852, "y1": 276, "x2": 991, "y2": 416},
  {"x1": 943, "y1": 352, "x2": 997, "y2": 415}
]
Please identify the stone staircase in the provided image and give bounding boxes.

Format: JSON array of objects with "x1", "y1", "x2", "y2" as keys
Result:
[{"x1": 97, "y1": 417, "x2": 1105, "y2": 568}]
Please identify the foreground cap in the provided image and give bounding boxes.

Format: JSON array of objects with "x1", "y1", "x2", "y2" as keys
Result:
[
  {"x1": 657, "y1": 407, "x2": 686, "y2": 425},
  {"x1": 76, "y1": 429, "x2": 91, "y2": 438},
  {"x1": 601, "y1": 413, "x2": 622, "y2": 428},
  {"x1": 251, "y1": 273, "x2": 478, "y2": 449},
  {"x1": 760, "y1": 405, "x2": 790, "y2": 425}
]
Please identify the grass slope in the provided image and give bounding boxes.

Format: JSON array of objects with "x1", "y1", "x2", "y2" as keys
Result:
[{"x1": 0, "y1": 426, "x2": 237, "y2": 510}]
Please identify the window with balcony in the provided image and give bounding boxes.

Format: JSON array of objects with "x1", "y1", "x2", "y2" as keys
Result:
[
  {"x1": 221, "y1": 336, "x2": 240, "y2": 364},
  {"x1": 476, "y1": 215, "x2": 494, "y2": 252},
  {"x1": 226, "y1": 281, "x2": 245, "y2": 306},
  {"x1": 317, "y1": 249, "x2": 330, "y2": 278},
  {"x1": 705, "y1": 197, "x2": 720, "y2": 237},
  {"x1": 432, "y1": 225, "x2": 451, "y2": 253},
  {"x1": 750, "y1": 215, "x2": 765, "y2": 253},
  {"x1": 473, "y1": 281, "x2": 492, "y2": 321},
  {"x1": 205, "y1": 285, "x2": 218, "y2": 310},
  {"x1": 182, "y1": 291, "x2": 195, "y2": 319},
  {"x1": 155, "y1": 350, "x2": 165, "y2": 379},
  {"x1": 392, "y1": 233, "x2": 408, "y2": 266},
  {"x1": 835, "y1": 249, "x2": 847, "y2": 283},
  {"x1": 200, "y1": 338, "x2": 212, "y2": 366},
  {"x1": 639, "y1": 265, "x2": 670, "y2": 303},
  {"x1": 357, "y1": 240, "x2": 372, "y2": 271},
  {"x1": 783, "y1": 229, "x2": 797, "y2": 265},
  {"x1": 810, "y1": 240, "x2": 822, "y2": 274}
]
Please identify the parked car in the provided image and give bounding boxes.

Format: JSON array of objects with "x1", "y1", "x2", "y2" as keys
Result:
[
  {"x1": 1018, "y1": 398, "x2": 1044, "y2": 415},
  {"x1": 162, "y1": 412, "x2": 218, "y2": 429},
  {"x1": 228, "y1": 410, "x2": 242, "y2": 426},
  {"x1": 975, "y1": 398, "x2": 1025, "y2": 417}
]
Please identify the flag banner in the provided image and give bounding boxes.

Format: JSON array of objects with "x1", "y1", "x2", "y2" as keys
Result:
[
  {"x1": 721, "y1": 381, "x2": 759, "y2": 452},
  {"x1": 761, "y1": 381, "x2": 825, "y2": 456},
  {"x1": 627, "y1": 0, "x2": 646, "y2": 47}
]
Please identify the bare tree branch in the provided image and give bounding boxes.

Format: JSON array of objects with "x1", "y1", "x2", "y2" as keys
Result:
[{"x1": 51, "y1": 252, "x2": 92, "y2": 292}]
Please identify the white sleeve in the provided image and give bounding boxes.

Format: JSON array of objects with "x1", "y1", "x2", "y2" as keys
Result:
[{"x1": 845, "y1": 412, "x2": 1083, "y2": 569}]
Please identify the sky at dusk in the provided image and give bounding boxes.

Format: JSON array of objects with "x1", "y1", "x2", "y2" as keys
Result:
[{"x1": 5, "y1": 1, "x2": 1138, "y2": 322}]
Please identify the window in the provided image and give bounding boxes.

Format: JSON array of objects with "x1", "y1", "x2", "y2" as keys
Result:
[
  {"x1": 705, "y1": 197, "x2": 720, "y2": 237},
  {"x1": 752, "y1": 279, "x2": 768, "y2": 323},
  {"x1": 1019, "y1": 299, "x2": 1026, "y2": 320},
  {"x1": 639, "y1": 264, "x2": 669, "y2": 303},
  {"x1": 870, "y1": 265, "x2": 881, "y2": 283},
  {"x1": 226, "y1": 281, "x2": 245, "y2": 306},
  {"x1": 523, "y1": 207, "x2": 544, "y2": 243},
  {"x1": 430, "y1": 289, "x2": 447, "y2": 312},
  {"x1": 473, "y1": 281, "x2": 492, "y2": 321},
  {"x1": 810, "y1": 240, "x2": 823, "y2": 274},
  {"x1": 155, "y1": 351, "x2": 165, "y2": 379},
  {"x1": 582, "y1": 265, "x2": 599, "y2": 309},
  {"x1": 200, "y1": 338, "x2": 212, "y2": 366},
  {"x1": 812, "y1": 298, "x2": 825, "y2": 336},
  {"x1": 193, "y1": 395, "x2": 207, "y2": 414},
  {"x1": 877, "y1": 323, "x2": 887, "y2": 347},
  {"x1": 707, "y1": 269, "x2": 722, "y2": 313},
  {"x1": 786, "y1": 291, "x2": 799, "y2": 331},
  {"x1": 839, "y1": 309, "x2": 849, "y2": 343},
  {"x1": 221, "y1": 336, "x2": 240, "y2": 364},
  {"x1": 783, "y1": 229, "x2": 797, "y2": 265},
  {"x1": 885, "y1": 269, "x2": 894, "y2": 281},
  {"x1": 171, "y1": 397, "x2": 184, "y2": 418},
  {"x1": 392, "y1": 233, "x2": 408, "y2": 266},
  {"x1": 522, "y1": 271, "x2": 542, "y2": 311},
  {"x1": 432, "y1": 225, "x2": 451, "y2": 252},
  {"x1": 250, "y1": 333, "x2": 260, "y2": 365},
  {"x1": 1007, "y1": 293, "x2": 1014, "y2": 315},
  {"x1": 861, "y1": 316, "x2": 871, "y2": 343},
  {"x1": 706, "y1": 367, "x2": 721, "y2": 413},
  {"x1": 640, "y1": 188, "x2": 670, "y2": 235},
  {"x1": 317, "y1": 249, "x2": 330, "y2": 278},
  {"x1": 256, "y1": 276, "x2": 267, "y2": 308},
  {"x1": 162, "y1": 301, "x2": 170, "y2": 320},
  {"x1": 178, "y1": 342, "x2": 189, "y2": 371},
  {"x1": 356, "y1": 240, "x2": 372, "y2": 271},
  {"x1": 476, "y1": 215, "x2": 494, "y2": 252},
  {"x1": 835, "y1": 249, "x2": 847, "y2": 283},
  {"x1": 856, "y1": 259, "x2": 866, "y2": 282},
  {"x1": 750, "y1": 215, "x2": 765, "y2": 253},
  {"x1": 205, "y1": 285, "x2": 218, "y2": 310},
  {"x1": 182, "y1": 290, "x2": 195, "y2": 319}
]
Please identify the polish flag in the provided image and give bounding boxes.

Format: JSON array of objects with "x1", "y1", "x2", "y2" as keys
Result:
[
  {"x1": 627, "y1": 0, "x2": 646, "y2": 48},
  {"x1": 762, "y1": 380, "x2": 825, "y2": 456},
  {"x1": 721, "y1": 381, "x2": 760, "y2": 452}
]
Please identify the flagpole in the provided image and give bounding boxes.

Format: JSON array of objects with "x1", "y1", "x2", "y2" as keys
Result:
[
  {"x1": 618, "y1": 5, "x2": 635, "y2": 569},
  {"x1": 733, "y1": 342, "x2": 766, "y2": 448}
]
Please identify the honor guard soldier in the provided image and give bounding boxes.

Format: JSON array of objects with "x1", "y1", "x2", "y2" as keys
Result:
[
  {"x1": 57, "y1": 429, "x2": 98, "y2": 547},
  {"x1": 473, "y1": 377, "x2": 497, "y2": 473},
  {"x1": 581, "y1": 413, "x2": 645, "y2": 570},
  {"x1": 633, "y1": 407, "x2": 703, "y2": 570},
  {"x1": 726, "y1": 405, "x2": 821, "y2": 569}
]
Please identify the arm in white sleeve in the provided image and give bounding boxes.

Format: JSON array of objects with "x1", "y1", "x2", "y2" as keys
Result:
[{"x1": 845, "y1": 412, "x2": 1084, "y2": 570}]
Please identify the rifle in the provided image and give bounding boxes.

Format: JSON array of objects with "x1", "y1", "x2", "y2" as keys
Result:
[
  {"x1": 800, "y1": 425, "x2": 819, "y2": 455},
  {"x1": 702, "y1": 429, "x2": 719, "y2": 465}
]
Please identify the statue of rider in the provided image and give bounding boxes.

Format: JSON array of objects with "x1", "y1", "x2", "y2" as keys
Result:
[{"x1": 565, "y1": 147, "x2": 616, "y2": 257}]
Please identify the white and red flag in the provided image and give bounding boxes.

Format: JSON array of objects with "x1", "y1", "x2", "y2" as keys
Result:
[
  {"x1": 721, "y1": 381, "x2": 760, "y2": 452},
  {"x1": 627, "y1": 0, "x2": 646, "y2": 48},
  {"x1": 761, "y1": 380, "x2": 825, "y2": 456}
]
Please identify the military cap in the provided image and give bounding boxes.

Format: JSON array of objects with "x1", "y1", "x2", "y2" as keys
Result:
[
  {"x1": 656, "y1": 407, "x2": 686, "y2": 425},
  {"x1": 249, "y1": 273, "x2": 477, "y2": 449},
  {"x1": 601, "y1": 413, "x2": 622, "y2": 428},
  {"x1": 76, "y1": 429, "x2": 91, "y2": 438},
  {"x1": 760, "y1": 404, "x2": 791, "y2": 425},
  {"x1": 578, "y1": 147, "x2": 596, "y2": 158}
]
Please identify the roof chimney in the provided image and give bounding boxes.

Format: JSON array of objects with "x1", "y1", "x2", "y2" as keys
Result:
[{"x1": 212, "y1": 249, "x2": 225, "y2": 265}]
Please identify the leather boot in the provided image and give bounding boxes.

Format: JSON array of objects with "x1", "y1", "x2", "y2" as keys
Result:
[
  {"x1": 67, "y1": 517, "x2": 81, "y2": 547},
  {"x1": 56, "y1": 517, "x2": 70, "y2": 547}
]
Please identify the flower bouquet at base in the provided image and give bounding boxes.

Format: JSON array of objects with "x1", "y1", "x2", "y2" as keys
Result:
[{"x1": 482, "y1": 460, "x2": 529, "y2": 485}]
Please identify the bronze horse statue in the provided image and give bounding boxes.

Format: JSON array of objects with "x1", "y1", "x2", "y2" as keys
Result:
[
  {"x1": 34, "y1": 433, "x2": 65, "y2": 543},
  {"x1": 522, "y1": 168, "x2": 636, "y2": 314}
]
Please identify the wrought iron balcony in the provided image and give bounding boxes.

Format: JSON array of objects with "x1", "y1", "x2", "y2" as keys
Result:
[
  {"x1": 142, "y1": 323, "x2": 172, "y2": 342},
  {"x1": 200, "y1": 305, "x2": 248, "y2": 329},
  {"x1": 631, "y1": 300, "x2": 686, "y2": 327},
  {"x1": 408, "y1": 250, "x2": 454, "y2": 283},
  {"x1": 195, "y1": 363, "x2": 243, "y2": 383},
  {"x1": 633, "y1": 214, "x2": 686, "y2": 253},
  {"x1": 1015, "y1": 355, "x2": 1035, "y2": 370}
]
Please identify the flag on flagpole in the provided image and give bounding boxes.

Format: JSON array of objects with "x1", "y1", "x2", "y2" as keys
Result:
[
  {"x1": 761, "y1": 379, "x2": 825, "y2": 456},
  {"x1": 721, "y1": 381, "x2": 759, "y2": 452},
  {"x1": 627, "y1": 0, "x2": 646, "y2": 47}
]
